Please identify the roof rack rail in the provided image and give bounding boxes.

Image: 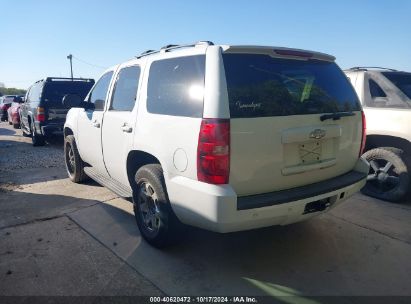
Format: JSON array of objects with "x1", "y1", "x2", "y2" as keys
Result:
[
  {"x1": 45, "y1": 77, "x2": 94, "y2": 82},
  {"x1": 136, "y1": 41, "x2": 214, "y2": 59},
  {"x1": 140, "y1": 50, "x2": 156, "y2": 55},
  {"x1": 160, "y1": 44, "x2": 179, "y2": 50},
  {"x1": 347, "y1": 66, "x2": 398, "y2": 72}
]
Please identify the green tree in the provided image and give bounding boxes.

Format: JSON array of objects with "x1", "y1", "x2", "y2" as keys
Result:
[{"x1": 0, "y1": 87, "x2": 27, "y2": 96}]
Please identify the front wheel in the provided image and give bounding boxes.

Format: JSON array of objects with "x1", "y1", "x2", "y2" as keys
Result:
[
  {"x1": 133, "y1": 164, "x2": 182, "y2": 248},
  {"x1": 361, "y1": 148, "x2": 409, "y2": 202},
  {"x1": 64, "y1": 135, "x2": 88, "y2": 183}
]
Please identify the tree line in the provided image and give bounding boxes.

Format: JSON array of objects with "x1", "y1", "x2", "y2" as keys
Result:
[{"x1": 0, "y1": 87, "x2": 27, "y2": 96}]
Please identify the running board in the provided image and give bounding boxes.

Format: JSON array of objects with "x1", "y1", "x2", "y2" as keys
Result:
[{"x1": 84, "y1": 167, "x2": 133, "y2": 198}]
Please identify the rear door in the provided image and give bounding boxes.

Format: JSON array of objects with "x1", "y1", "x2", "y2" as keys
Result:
[
  {"x1": 77, "y1": 71, "x2": 114, "y2": 176},
  {"x1": 42, "y1": 80, "x2": 94, "y2": 124},
  {"x1": 102, "y1": 64, "x2": 141, "y2": 186},
  {"x1": 222, "y1": 51, "x2": 363, "y2": 196}
]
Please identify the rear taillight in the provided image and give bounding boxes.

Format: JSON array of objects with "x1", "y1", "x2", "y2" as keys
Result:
[
  {"x1": 359, "y1": 111, "x2": 366, "y2": 156},
  {"x1": 36, "y1": 107, "x2": 45, "y2": 122},
  {"x1": 197, "y1": 118, "x2": 230, "y2": 184}
]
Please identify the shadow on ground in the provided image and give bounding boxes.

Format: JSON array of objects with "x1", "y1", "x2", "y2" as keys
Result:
[
  {"x1": 69, "y1": 198, "x2": 411, "y2": 298},
  {"x1": 0, "y1": 127, "x2": 16, "y2": 136}
]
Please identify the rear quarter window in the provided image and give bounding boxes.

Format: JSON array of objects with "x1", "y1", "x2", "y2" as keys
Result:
[
  {"x1": 222, "y1": 54, "x2": 361, "y2": 118},
  {"x1": 382, "y1": 72, "x2": 411, "y2": 100},
  {"x1": 147, "y1": 55, "x2": 205, "y2": 117}
]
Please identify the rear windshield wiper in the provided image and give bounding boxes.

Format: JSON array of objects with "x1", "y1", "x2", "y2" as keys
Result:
[{"x1": 320, "y1": 111, "x2": 355, "y2": 121}]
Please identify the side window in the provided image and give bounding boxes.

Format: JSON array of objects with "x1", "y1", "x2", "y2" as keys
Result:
[
  {"x1": 24, "y1": 88, "x2": 31, "y2": 103},
  {"x1": 89, "y1": 71, "x2": 113, "y2": 111},
  {"x1": 110, "y1": 66, "x2": 141, "y2": 111},
  {"x1": 147, "y1": 55, "x2": 205, "y2": 117},
  {"x1": 369, "y1": 79, "x2": 387, "y2": 98},
  {"x1": 28, "y1": 83, "x2": 42, "y2": 102}
]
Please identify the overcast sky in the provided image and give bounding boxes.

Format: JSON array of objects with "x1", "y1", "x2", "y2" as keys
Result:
[{"x1": 1, "y1": 0, "x2": 410, "y2": 89}]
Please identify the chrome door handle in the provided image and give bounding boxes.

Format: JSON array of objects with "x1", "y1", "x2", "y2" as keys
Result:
[
  {"x1": 121, "y1": 126, "x2": 132, "y2": 133},
  {"x1": 93, "y1": 120, "x2": 100, "y2": 128},
  {"x1": 120, "y1": 123, "x2": 132, "y2": 133}
]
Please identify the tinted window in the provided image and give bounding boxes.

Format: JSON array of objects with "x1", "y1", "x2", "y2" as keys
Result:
[
  {"x1": 147, "y1": 55, "x2": 205, "y2": 117},
  {"x1": 2, "y1": 96, "x2": 16, "y2": 104},
  {"x1": 369, "y1": 79, "x2": 386, "y2": 98},
  {"x1": 110, "y1": 66, "x2": 140, "y2": 111},
  {"x1": 382, "y1": 72, "x2": 411, "y2": 99},
  {"x1": 42, "y1": 80, "x2": 94, "y2": 106},
  {"x1": 89, "y1": 72, "x2": 113, "y2": 111},
  {"x1": 222, "y1": 54, "x2": 361, "y2": 118}
]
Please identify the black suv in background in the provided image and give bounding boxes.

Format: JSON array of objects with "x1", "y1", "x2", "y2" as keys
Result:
[{"x1": 20, "y1": 77, "x2": 94, "y2": 146}]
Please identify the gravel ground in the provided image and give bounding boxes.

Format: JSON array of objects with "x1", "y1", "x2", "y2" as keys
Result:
[{"x1": 0, "y1": 122, "x2": 64, "y2": 172}]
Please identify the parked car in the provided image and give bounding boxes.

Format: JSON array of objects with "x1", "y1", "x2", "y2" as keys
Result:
[
  {"x1": 63, "y1": 41, "x2": 369, "y2": 247},
  {"x1": 20, "y1": 77, "x2": 95, "y2": 146},
  {"x1": 344, "y1": 67, "x2": 411, "y2": 202},
  {"x1": 7, "y1": 96, "x2": 24, "y2": 128},
  {"x1": 0, "y1": 95, "x2": 17, "y2": 121}
]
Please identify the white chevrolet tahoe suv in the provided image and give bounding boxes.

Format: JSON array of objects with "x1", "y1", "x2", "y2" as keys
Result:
[
  {"x1": 345, "y1": 67, "x2": 411, "y2": 202},
  {"x1": 63, "y1": 41, "x2": 368, "y2": 247}
]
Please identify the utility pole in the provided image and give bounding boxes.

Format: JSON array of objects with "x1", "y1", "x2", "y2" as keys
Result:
[{"x1": 67, "y1": 54, "x2": 73, "y2": 80}]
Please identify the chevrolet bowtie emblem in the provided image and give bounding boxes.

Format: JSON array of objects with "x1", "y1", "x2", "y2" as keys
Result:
[{"x1": 310, "y1": 129, "x2": 326, "y2": 140}]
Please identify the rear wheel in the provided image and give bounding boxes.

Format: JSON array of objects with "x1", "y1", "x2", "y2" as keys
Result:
[
  {"x1": 361, "y1": 148, "x2": 409, "y2": 202},
  {"x1": 133, "y1": 164, "x2": 182, "y2": 248},
  {"x1": 31, "y1": 122, "x2": 45, "y2": 146},
  {"x1": 64, "y1": 135, "x2": 88, "y2": 183}
]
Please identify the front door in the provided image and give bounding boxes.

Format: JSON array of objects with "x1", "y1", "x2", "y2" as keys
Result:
[
  {"x1": 102, "y1": 65, "x2": 141, "y2": 186},
  {"x1": 77, "y1": 71, "x2": 114, "y2": 176}
]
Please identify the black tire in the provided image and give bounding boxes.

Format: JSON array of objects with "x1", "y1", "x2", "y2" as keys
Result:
[
  {"x1": 133, "y1": 164, "x2": 182, "y2": 248},
  {"x1": 31, "y1": 122, "x2": 45, "y2": 146},
  {"x1": 64, "y1": 135, "x2": 88, "y2": 183},
  {"x1": 361, "y1": 148, "x2": 410, "y2": 202},
  {"x1": 381, "y1": 147, "x2": 411, "y2": 172},
  {"x1": 13, "y1": 122, "x2": 20, "y2": 129}
]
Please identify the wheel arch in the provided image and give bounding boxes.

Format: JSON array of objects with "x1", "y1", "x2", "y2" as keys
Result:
[
  {"x1": 64, "y1": 127, "x2": 74, "y2": 137},
  {"x1": 365, "y1": 135, "x2": 411, "y2": 153},
  {"x1": 126, "y1": 150, "x2": 162, "y2": 190}
]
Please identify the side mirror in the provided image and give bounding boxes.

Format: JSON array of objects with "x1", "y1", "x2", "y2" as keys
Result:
[
  {"x1": 63, "y1": 94, "x2": 82, "y2": 108},
  {"x1": 83, "y1": 102, "x2": 95, "y2": 110}
]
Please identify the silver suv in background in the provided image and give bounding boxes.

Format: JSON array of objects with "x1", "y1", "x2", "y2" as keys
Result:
[
  {"x1": 63, "y1": 42, "x2": 368, "y2": 247},
  {"x1": 345, "y1": 67, "x2": 411, "y2": 202}
]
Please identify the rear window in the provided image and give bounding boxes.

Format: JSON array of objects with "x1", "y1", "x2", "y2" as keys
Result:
[
  {"x1": 382, "y1": 72, "x2": 411, "y2": 99},
  {"x1": 222, "y1": 54, "x2": 361, "y2": 118},
  {"x1": 147, "y1": 55, "x2": 205, "y2": 117},
  {"x1": 42, "y1": 81, "x2": 94, "y2": 105},
  {"x1": 2, "y1": 96, "x2": 16, "y2": 103}
]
